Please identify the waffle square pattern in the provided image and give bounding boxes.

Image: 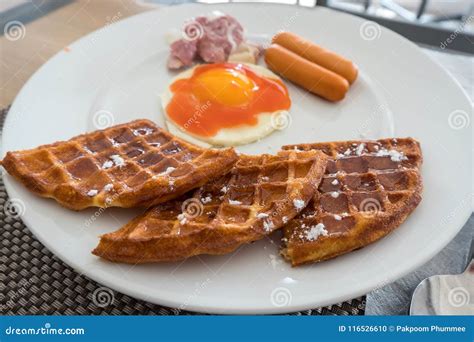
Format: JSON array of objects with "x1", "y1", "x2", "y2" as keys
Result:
[
  {"x1": 93, "y1": 150, "x2": 328, "y2": 263},
  {"x1": 281, "y1": 138, "x2": 422, "y2": 266},
  {"x1": 1, "y1": 120, "x2": 238, "y2": 210}
]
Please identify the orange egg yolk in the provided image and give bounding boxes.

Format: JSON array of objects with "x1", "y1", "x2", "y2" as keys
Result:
[{"x1": 166, "y1": 63, "x2": 291, "y2": 137}]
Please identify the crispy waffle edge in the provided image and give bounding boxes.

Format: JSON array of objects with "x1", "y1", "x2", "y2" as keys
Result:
[
  {"x1": 281, "y1": 137, "x2": 423, "y2": 266},
  {"x1": 92, "y1": 151, "x2": 329, "y2": 263},
  {"x1": 1, "y1": 119, "x2": 239, "y2": 210},
  {"x1": 282, "y1": 180, "x2": 422, "y2": 266}
]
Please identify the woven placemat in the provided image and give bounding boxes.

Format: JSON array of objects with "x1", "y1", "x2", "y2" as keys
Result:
[{"x1": 0, "y1": 107, "x2": 364, "y2": 315}]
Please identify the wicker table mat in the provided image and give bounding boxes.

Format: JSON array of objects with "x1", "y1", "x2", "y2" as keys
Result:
[{"x1": 0, "y1": 107, "x2": 364, "y2": 315}]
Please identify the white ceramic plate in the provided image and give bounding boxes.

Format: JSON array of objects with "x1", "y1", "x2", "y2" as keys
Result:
[{"x1": 2, "y1": 3, "x2": 472, "y2": 314}]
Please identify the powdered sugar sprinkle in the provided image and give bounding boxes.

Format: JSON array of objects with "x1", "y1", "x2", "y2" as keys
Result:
[
  {"x1": 87, "y1": 189, "x2": 98, "y2": 197},
  {"x1": 305, "y1": 223, "x2": 328, "y2": 241},
  {"x1": 293, "y1": 199, "x2": 305, "y2": 211}
]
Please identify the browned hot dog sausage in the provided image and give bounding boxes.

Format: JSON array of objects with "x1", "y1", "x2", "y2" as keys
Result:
[
  {"x1": 273, "y1": 32, "x2": 358, "y2": 84},
  {"x1": 265, "y1": 44, "x2": 349, "y2": 102}
]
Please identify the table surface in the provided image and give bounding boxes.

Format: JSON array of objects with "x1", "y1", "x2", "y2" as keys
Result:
[
  {"x1": 0, "y1": 0, "x2": 149, "y2": 108},
  {"x1": 0, "y1": 0, "x2": 472, "y2": 316}
]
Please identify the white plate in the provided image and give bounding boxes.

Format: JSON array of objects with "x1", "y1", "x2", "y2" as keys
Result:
[{"x1": 2, "y1": 3, "x2": 472, "y2": 314}]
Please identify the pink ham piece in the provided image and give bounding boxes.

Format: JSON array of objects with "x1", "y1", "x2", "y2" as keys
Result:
[
  {"x1": 168, "y1": 13, "x2": 244, "y2": 69},
  {"x1": 167, "y1": 39, "x2": 198, "y2": 69}
]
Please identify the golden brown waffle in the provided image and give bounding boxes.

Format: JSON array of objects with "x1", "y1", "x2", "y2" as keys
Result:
[
  {"x1": 281, "y1": 138, "x2": 422, "y2": 266},
  {"x1": 92, "y1": 150, "x2": 328, "y2": 263},
  {"x1": 1, "y1": 119, "x2": 238, "y2": 210}
]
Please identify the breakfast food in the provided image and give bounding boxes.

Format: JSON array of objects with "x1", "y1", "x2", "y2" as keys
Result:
[
  {"x1": 4, "y1": 115, "x2": 424, "y2": 266},
  {"x1": 272, "y1": 32, "x2": 358, "y2": 84},
  {"x1": 1, "y1": 6, "x2": 427, "y2": 276},
  {"x1": 168, "y1": 12, "x2": 261, "y2": 69},
  {"x1": 228, "y1": 43, "x2": 262, "y2": 65},
  {"x1": 281, "y1": 138, "x2": 422, "y2": 266},
  {"x1": 92, "y1": 150, "x2": 328, "y2": 263},
  {"x1": 1, "y1": 120, "x2": 238, "y2": 210},
  {"x1": 162, "y1": 62, "x2": 291, "y2": 147},
  {"x1": 265, "y1": 44, "x2": 349, "y2": 102}
]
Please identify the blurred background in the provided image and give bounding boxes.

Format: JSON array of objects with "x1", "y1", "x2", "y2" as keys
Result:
[
  {"x1": 143, "y1": 0, "x2": 474, "y2": 34},
  {"x1": 0, "y1": 0, "x2": 472, "y2": 107},
  {"x1": 1, "y1": 0, "x2": 473, "y2": 47}
]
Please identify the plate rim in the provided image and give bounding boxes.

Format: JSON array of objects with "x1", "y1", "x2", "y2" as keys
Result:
[{"x1": 2, "y1": 2, "x2": 472, "y2": 314}]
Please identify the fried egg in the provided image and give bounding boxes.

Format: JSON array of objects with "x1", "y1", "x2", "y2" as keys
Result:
[{"x1": 161, "y1": 63, "x2": 291, "y2": 147}]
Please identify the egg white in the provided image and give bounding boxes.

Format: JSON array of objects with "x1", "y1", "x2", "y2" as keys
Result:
[{"x1": 161, "y1": 63, "x2": 290, "y2": 147}]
